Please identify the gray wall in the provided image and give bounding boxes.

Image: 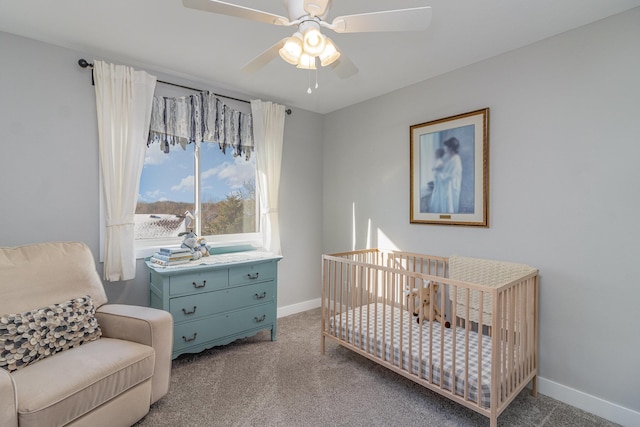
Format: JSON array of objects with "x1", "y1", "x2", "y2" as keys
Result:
[
  {"x1": 2, "y1": 6, "x2": 639, "y2": 424},
  {"x1": 323, "y1": 8, "x2": 640, "y2": 417},
  {"x1": 1, "y1": 34, "x2": 100, "y2": 248},
  {"x1": 0, "y1": 30, "x2": 324, "y2": 313}
]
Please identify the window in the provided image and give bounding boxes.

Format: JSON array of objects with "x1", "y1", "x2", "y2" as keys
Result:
[{"x1": 135, "y1": 140, "x2": 259, "y2": 255}]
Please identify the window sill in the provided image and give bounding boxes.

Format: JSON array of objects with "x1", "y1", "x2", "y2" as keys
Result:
[{"x1": 134, "y1": 234, "x2": 263, "y2": 260}]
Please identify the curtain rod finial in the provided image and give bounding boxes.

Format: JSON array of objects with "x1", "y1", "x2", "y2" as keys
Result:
[{"x1": 78, "y1": 59, "x2": 93, "y2": 68}]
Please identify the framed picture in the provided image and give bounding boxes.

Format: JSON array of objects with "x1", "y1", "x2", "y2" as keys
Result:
[{"x1": 410, "y1": 108, "x2": 489, "y2": 227}]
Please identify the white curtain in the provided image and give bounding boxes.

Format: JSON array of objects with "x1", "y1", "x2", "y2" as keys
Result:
[
  {"x1": 94, "y1": 61, "x2": 157, "y2": 281},
  {"x1": 251, "y1": 100, "x2": 286, "y2": 255}
]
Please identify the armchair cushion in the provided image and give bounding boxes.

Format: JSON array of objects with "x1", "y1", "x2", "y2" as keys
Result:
[
  {"x1": 1, "y1": 295, "x2": 102, "y2": 372},
  {"x1": 0, "y1": 242, "x2": 108, "y2": 315},
  {"x1": 11, "y1": 338, "x2": 154, "y2": 427}
]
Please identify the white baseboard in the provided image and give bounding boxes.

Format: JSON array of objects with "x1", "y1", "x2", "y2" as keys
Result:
[
  {"x1": 277, "y1": 300, "x2": 639, "y2": 427},
  {"x1": 277, "y1": 298, "x2": 321, "y2": 318},
  {"x1": 537, "y1": 377, "x2": 639, "y2": 427}
]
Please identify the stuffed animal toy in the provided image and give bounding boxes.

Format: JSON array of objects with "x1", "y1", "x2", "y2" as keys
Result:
[
  {"x1": 178, "y1": 231, "x2": 202, "y2": 260},
  {"x1": 196, "y1": 237, "x2": 210, "y2": 257},
  {"x1": 409, "y1": 281, "x2": 450, "y2": 327}
]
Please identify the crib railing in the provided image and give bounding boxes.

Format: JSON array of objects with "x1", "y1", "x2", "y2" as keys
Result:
[{"x1": 321, "y1": 250, "x2": 539, "y2": 427}]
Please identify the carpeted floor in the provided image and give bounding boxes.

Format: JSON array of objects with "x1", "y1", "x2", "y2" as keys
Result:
[{"x1": 135, "y1": 308, "x2": 618, "y2": 427}]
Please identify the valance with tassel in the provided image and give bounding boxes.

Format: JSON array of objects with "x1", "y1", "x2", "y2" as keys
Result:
[{"x1": 148, "y1": 91, "x2": 254, "y2": 160}]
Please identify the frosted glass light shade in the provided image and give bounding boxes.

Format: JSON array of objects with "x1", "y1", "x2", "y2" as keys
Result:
[
  {"x1": 279, "y1": 33, "x2": 303, "y2": 65},
  {"x1": 303, "y1": 28, "x2": 325, "y2": 56},
  {"x1": 319, "y1": 37, "x2": 340, "y2": 67},
  {"x1": 297, "y1": 53, "x2": 317, "y2": 70}
]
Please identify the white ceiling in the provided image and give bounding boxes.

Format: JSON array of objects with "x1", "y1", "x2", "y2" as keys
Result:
[{"x1": 1, "y1": 0, "x2": 639, "y2": 114}]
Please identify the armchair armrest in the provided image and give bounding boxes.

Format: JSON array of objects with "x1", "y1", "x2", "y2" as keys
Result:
[
  {"x1": 95, "y1": 304, "x2": 173, "y2": 404},
  {"x1": 0, "y1": 368, "x2": 18, "y2": 427}
]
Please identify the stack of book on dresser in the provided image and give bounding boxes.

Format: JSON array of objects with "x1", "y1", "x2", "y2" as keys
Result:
[{"x1": 149, "y1": 247, "x2": 193, "y2": 267}]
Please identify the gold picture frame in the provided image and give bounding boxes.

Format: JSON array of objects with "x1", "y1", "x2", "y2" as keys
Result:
[{"x1": 410, "y1": 108, "x2": 489, "y2": 227}]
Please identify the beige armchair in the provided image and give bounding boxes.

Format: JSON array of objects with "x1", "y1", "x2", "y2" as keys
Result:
[{"x1": 0, "y1": 242, "x2": 173, "y2": 427}]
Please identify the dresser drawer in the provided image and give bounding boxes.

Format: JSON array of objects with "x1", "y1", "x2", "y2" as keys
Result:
[
  {"x1": 169, "y1": 281, "x2": 276, "y2": 323},
  {"x1": 229, "y1": 262, "x2": 275, "y2": 286},
  {"x1": 173, "y1": 303, "x2": 276, "y2": 352},
  {"x1": 169, "y1": 269, "x2": 228, "y2": 295},
  {"x1": 227, "y1": 281, "x2": 276, "y2": 310}
]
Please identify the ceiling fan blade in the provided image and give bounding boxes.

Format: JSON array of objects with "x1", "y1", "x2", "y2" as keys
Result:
[
  {"x1": 241, "y1": 38, "x2": 288, "y2": 74},
  {"x1": 329, "y1": 53, "x2": 358, "y2": 79},
  {"x1": 303, "y1": 0, "x2": 332, "y2": 18},
  {"x1": 329, "y1": 6, "x2": 432, "y2": 33},
  {"x1": 182, "y1": 0, "x2": 290, "y2": 26}
]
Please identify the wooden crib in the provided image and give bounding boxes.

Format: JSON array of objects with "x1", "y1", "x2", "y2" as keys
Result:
[{"x1": 321, "y1": 249, "x2": 539, "y2": 427}]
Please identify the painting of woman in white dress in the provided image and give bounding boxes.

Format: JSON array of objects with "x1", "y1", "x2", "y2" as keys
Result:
[
  {"x1": 429, "y1": 137, "x2": 462, "y2": 213},
  {"x1": 419, "y1": 124, "x2": 475, "y2": 214}
]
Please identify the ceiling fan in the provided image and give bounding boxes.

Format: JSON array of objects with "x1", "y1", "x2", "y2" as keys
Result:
[{"x1": 182, "y1": 0, "x2": 432, "y2": 79}]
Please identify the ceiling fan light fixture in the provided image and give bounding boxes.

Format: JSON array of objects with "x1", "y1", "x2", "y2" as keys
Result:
[
  {"x1": 279, "y1": 32, "x2": 303, "y2": 65},
  {"x1": 319, "y1": 37, "x2": 340, "y2": 67},
  {"x1": 302, "y1": 27, "x2": 326, "y2": 56},
  {"x1": 296, "y1": 53, "x2": 317, "y2": 70}
]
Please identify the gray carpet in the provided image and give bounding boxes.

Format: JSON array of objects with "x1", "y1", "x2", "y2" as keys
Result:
[{"x1": 135, "y1": 308, "x2": 617, "y2": 427}]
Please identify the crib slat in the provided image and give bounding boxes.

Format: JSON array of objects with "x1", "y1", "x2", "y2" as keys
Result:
[
  {"x1": 347, "y1": 265, "x2": 352, "y2": 341},
  {"x1": 409, "y1": 275, "x2": 416, "y2": 374},
  {"x1": 397, "y1": 272, "x2": 402, "y2": 369},
  {"x1": 321, "y1": 260, "x2": 327, "y2": 354},
  {"x1": 358, "y1": 265, "x2": 363, "y2": 350},
  {"x1": 514, "y1": 283, "x2": 520, "y2": 387},
  {"x1": 518, "y1": 282, "x2": 524, "y2": 386},
  {"x1": 464, "y1": 287, "x2": 470, "y2": 402},
  {"x1": 477, "y1": 290, "x2": 484, "y2": 407},
  {"x1": 501, "y1": 287, "x2": 508, "y2": 402},
  {"x1": 509, "y1": 285, "x2": 516, "y2": 395},
  {"x1": 390, "y1": 272, "x2": 395, "y2": 365},
  {"x1": 532, "y1": 276, "x2": 537, "y2": 381},
  {"x1": 338, "y1": 262, "x2": 343, "y2": 338},
  {"x1": 382, "y1": 272, "x2": 387, "y2": 361},
  {"x1": 530, "y1": 277, "x2": 536, "y2": 384},
  {"x1": 451, "y1": 284, "x2": 457, "y2": 397},
  {"x1": 418, "y1": 297, "x2": 424, "y2": 379},
  {"x1": 365, "y1": 265, "x2": 371, "y2": 355},
  {"x1": 490, "y1": 287, "x2": 500, "y2": 423},
  {"x1": 437, "y1": 283, "x2": 444, "y2": 389},
  {"x1": 428, "y1": 288, "x2": 434, "y2": 383}
]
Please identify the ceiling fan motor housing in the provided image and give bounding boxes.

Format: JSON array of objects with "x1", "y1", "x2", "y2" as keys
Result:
[{"x1": 285, "y1": 0, "x2": 332, "y2": 20}]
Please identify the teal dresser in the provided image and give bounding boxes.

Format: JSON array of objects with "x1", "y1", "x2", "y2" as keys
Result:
[{"x1": 146, "y1": 251, "x2": 282, "y2": 359}]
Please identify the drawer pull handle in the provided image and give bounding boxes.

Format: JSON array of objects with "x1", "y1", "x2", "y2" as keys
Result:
[
  {"x1": 182, "y1": 306, "x2": 197, "y2": 315},
  {"x1": 182, "y1": 333, "x2": 197, "y2": 342},
  {"x1": 192, "y1": 280, "x2": 206, "y2": 288},
  {"x1": 254, "y1": 315, "x2": 266, "y2": 323},
  {"x1": 247, "y1": 273, "x2": 259, "y2": 280},
  {"x1": 255, "y1": 292, "x2": 267, "y2": 299}
]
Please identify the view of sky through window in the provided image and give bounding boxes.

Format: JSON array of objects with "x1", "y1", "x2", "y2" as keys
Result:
[{"x1": 139, "y1": 142, "x2": 256, "y2": 204}]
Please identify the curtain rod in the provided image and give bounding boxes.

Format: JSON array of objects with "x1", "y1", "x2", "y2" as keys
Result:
[{"x1": 78, "y1": 59, "x2": 291, "y2": 115}]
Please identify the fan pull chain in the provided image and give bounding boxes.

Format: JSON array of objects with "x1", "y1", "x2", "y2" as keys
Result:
[{"x1": 306, "y1": 66, "x2": 319, "y2": 94}]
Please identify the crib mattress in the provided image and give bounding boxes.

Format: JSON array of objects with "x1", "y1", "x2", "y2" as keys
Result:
[{"x1": 329, "y1": 303, "x2": 493, "y2": 408}]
